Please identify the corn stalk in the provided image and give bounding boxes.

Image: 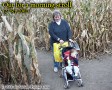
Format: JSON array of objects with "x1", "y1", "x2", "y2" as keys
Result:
[{"x1": 0, "y1": 13, "x2": 41, "y2": 85}]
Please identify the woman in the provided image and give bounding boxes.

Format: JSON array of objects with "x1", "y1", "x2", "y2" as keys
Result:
[{"x1": 48, "y1": 10, "x2": 73, "y2": 72}]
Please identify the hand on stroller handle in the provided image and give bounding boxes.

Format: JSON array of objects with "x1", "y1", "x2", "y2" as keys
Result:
[
  {"x1": 57, "y1": 38, "x2": 75, "y2": 44},
  {"x1": 69, "y1": 39, "x2": 75, "y2": 43}
]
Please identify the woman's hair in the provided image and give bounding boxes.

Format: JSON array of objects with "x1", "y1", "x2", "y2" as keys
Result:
[{"x1": 52, "y1": 10, "x2": 61, "y2": 20}]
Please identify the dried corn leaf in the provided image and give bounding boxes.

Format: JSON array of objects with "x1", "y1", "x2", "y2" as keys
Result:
[
  {"x1": 81, "y1": 29, "x2": 88, "y2": 38},
  {"x1": 1, "y1": 16, "x2": 13, "y2": 32},
  {"x1": 18, "y1": 33, "x2": 30, "y2": 56}
]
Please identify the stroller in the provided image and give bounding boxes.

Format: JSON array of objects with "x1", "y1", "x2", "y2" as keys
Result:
[{"x1": 60, "y1": 41, "x2": 83, "y2": 89}]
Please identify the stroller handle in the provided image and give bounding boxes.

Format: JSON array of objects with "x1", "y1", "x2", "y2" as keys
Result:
[{"x1": 69, "y1": 41, "x2": 80, "y2": 51}]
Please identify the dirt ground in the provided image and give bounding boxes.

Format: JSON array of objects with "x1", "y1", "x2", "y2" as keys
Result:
[{"x1": 37, "y1": 49, "x2": 112, "y2": 90}]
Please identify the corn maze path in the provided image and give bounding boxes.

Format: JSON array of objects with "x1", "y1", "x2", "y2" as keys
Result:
[{"x1": 37, "y1": 49, "x2": 112, "y2": 90}]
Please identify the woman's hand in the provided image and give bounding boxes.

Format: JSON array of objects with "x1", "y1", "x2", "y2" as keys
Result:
[
  {"x1": 59, "y1": 39, "x2": 64, "y2": 44},
  {"x1": 69, "y1": 39, "x2": 74, "y2": 42}
]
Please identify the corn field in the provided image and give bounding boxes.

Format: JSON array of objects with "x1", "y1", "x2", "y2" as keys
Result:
[
  {"x1": 63, "y1": 0, "x2": 112, "y2": 58},
  {"x1": 0, "y1": 12, "x2": 42, "y2": 85},
  {"x1": 35, "y1": 0, "x2": 112, "y2": 58},
  {"x1": 0, "y1": 0, "x2": 112, "y2": 87}
]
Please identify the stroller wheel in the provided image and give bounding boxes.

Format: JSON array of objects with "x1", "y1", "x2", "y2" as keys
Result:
[
  {"x1": 77, "y1": 79, "x2": 83, "y2": 87},
  {"x1": 64, "y1": 83, "x2": 70, "y2": 89}
]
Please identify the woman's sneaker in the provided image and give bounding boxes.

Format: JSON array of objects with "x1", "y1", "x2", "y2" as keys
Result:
[{"x1": 54, "y1": 67, "x2": 58, "y2": 72}]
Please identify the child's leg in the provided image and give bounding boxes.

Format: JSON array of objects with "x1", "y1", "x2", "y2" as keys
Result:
[
  {"x1": 73, "y1": 66, "x2": 79, "y2": 76},
  {"x1": 66, "y1": 66, "x2": 72, "y2": 75}
]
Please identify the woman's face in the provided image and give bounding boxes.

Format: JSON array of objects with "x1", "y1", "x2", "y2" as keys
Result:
[{"x1": 54, "y1": 14, "x2": 61, "y2": 22}]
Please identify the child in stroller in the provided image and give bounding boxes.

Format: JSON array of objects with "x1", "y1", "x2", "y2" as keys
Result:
[
  {"x1": 63, "y1": 47, "x2": 79, "y2": 78},
  {"x1": 61, "y1": 46, "x2": 83, "y2": 88}
]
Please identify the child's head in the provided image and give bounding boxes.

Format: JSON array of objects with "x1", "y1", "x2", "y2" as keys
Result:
[
  {"x1": 71, "y1": 48, "x2": 78, "y2": 58},
  {"x1": 71, "y1": 48, "x2": 76, "y2": 53}
]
